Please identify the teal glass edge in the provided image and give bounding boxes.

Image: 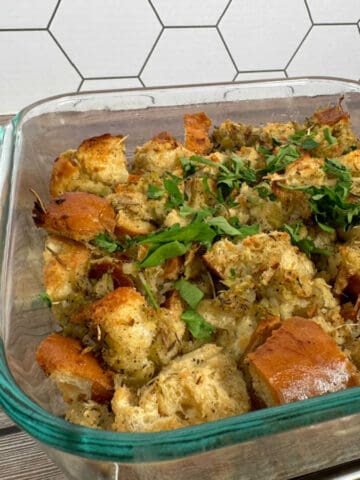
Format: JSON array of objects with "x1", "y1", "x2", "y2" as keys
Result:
[{"x1": 2, "y1": 338, "x2": 360, "y2": 463}]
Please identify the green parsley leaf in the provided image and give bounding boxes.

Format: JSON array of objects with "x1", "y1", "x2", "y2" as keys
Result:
[
  {"x1": 179, "y1": 205, "x2": 197, "y2": 217},
  {"x1": 138, "y1": 241, "x2": 190, "y2": 268},
  {"x1": 181, "y1": 309, "x2": 216, "y2": 341},
  {"x1": 207, "y1": 216, "x2": 259, "y2": 239},
  {"x1": 93, "y1": 233, "x2": 124, "y2": 253},
  {"x1": 147, "y1": 184, "x2": 165, "y2": 199},
  {"x1": 138, "y1": 222, "x2": 216, "y2": 246},
  {"x1": 278, "y1": 159, "x2": 360, "y2": 231},
  {"x1": 164, "y1": 177, "x2": 184, "y2": 209},
  {"x1": 323, "y1": 127, "x2": 338, "y2": 145},
  {"x1": 180, "y1": 157, "x2": 197, "y2": 177},
  {"x1": 254, "y1": 185, "x2": 276, "y2": 200},
  {"x1": 283, "y1": 223, "x2": 330, "y2": 258},
  {"x1": 138, "y1": 272, "x2": 159, "y2": 309},
  {"x1": 289, "y1": 131, "x2": 320, "y2": 150},
  {"x1": 174, "y1": 278, "x2": 204, "y2": 310},
  {"x1": 39, "y1": 292, "x2": 52, "y2": 308},
  {"x1": 262, "y1": 144, "x2": 301, "y2": 174}
]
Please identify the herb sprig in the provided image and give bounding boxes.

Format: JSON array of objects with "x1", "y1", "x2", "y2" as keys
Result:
[
  {"x1": 282, "y1": 222, "x2": 331, "y2": 258},
  {"x1": 174, "y1": 278, "x2": 216, "y2": 341}
]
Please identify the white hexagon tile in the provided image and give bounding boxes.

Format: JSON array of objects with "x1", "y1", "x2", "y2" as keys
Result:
[
  {"x1": 151, "y1": 0, "x2": 230, "y2": 26},
  {"x1": 0, "y1": 0, "x2": 360, "y2": 113},
  {"x1": 141, "y1": 28, "x2": 236, "y2": 86},
  {"x1": 0, "y1": 31, "x2": 80, "y2": 112},
  {"x1": 0, "y1": 0, "x2": 58, "y2": 29}
]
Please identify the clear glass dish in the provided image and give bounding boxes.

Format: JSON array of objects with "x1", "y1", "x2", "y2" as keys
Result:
[{"x1": 1, "y1": 77, "x2": 360, "y2": 480}]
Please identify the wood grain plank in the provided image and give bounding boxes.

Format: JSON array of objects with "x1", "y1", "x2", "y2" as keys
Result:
[{"x1": 0, "y1": 430, "x2": 65, "y2": 479}]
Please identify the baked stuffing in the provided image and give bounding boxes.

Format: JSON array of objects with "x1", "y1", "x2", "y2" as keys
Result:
[{"x1": 33, "y1": 103, "x2": 360, "y2": 432}]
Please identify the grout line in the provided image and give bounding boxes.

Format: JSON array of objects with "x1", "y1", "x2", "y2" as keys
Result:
[
  {"x1": 303, "y1": 0, "x2": 314, "y2": 24},
  {"x1": 83, "y1": 75, "x2": 141, "y2": 81},
  {"x1": 47, "y1": 0, "x2": 62, "y2": 29},
  {"x1": 216, "y1": 26, "x2": 238, "y2": 73},
  {"x1": 284, "y1": 24, "x2": 313, "y2": 70},
  {"x1": 217, "y1": 0, "x2": 233, "y2": 26},
  {"x1": 236, "y1": 69, "x2": 285, "y2": 74},
  {"x1": 138, "y1": 76, "x2": 146, "y2": 87},
  {"x1": 77, "y1": 78, "x2": 84, "y2": 92},
  {"x1": 284, "y1": 70, "x2": 289, "y2": 78},
  {"x1": 47, "y1": 30, "x2": 84, "y2": 79},
  {"x1": 313, "y1": 22, "x2": 358, "y2": 26},
  {"x1": 147, "y1": 0, "x2": 164, "y2": 28},
  {"x1": 0, "y1": 425, "x2": 21, "y2": 437},
  {"x1": 164, "y1": 24, "x2": 217, "y2": 29},
  {"x1": 0, "y1": 28, "x2": 47, "y2": 32},
  {"x1": 137, "y1": 27, "x2": 164, "y2": 78}
]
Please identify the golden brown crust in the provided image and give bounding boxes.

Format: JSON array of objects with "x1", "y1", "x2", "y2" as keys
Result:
[
  {"x1": 36, "y1": 333, "x2": 114, "y2": 403},
  {"x1": 50, "y1": 134, "x2": 129, "y2": 197},
  {"x1": 33, "y1": 192, "x2": 116, "y2": 241},
  {"x1": 184, "y1": 112, "x2": 212, "y2": 155},
  {"x1": 246, "y1": 317, "x2": 360, "y2": 406},
  {"x1": 314, "y1": 105, "x2": 350, "y2": 126},
  {"x1": 244, "y1": 316, "x2": 282, "y2": 356}
]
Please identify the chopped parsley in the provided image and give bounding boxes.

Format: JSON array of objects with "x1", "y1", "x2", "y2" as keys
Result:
[
  {"x1": 289, "y1": 130, "x2": 320, "y2": 150},
  {"x1": 323, "y1": 127, "x2": 337, "y2": 145},
  {"x1": 147, "y1": 184, "x2": 165, "y2": 199},
  {"x1": 262, "y1": 144, "x2": 301, "y2": 174},
  {"x1": 279, "y1": 158, "x2": 360, "y2": 232},
  {"x1": 39, "y1": 292, "x2": 52, "y2": 308},
  {"x1": 93, "y1": 233, "x2": 124, "y2": 253},
  {"x1": 282, "y1": 222, "x2": 330, "y2": 258}
]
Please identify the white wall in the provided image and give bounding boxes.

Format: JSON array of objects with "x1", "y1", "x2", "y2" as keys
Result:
[{"x1": 1, "y1": 0, "x2": 359, "y2": 113}]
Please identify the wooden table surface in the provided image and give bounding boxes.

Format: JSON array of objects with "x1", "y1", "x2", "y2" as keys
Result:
[{"x1": 0, "y1": 114, "x2": 65, "y2": 479}]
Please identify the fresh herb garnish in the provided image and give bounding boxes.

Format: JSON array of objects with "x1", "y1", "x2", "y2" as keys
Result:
[
  {"x1": 174, "y1": 278, "x2": 204, "y2": 310},
  {"x1": 279, "y1": 159, "x2": 360, "y2": 231},
  {"x1": 163, "y1": 177, "x2": 184, "y2": 209},
  {"x1": 323, "y1": 127, "x2": 338, "y2": 145},
  {"x1": 93, "y1": 233, "x2": 124, "y2": 253},
  {"x1": 39, "y1": 292, "x2": 52, "y2": 308},
  {"x1": 180, "y1": 157, "x2": 197, "y2": 177},
  {"x1": 207, "y1": 216, "x2": 259, "y2": 238},
  {"x1": 138, "y1": 241, "x2": 190, "y2": 268},
  {"x1": 282, "y1": 222, "x2": 330, "y2": 258},
  {"x1": 138, "y1": 272, "x2": 159, "y2": 309},
  {"x1": 181, "y1": 309, "x2": 216, "y2": 341},
  {"x1": 289, "y1": 131, "x2": 320, "y2": 150},
  {"x1": 254, "y1": 184, "x2": 276, "y2": 200},
  {"x1": 147, "y1": 184, "x2": 165, "y2": 199},
  {"x1": 262, "y1": 144, "x2": 301, "y2": 174},
  {"x1": 138, "y1": 222, "x2": 216, "y2": 246}
]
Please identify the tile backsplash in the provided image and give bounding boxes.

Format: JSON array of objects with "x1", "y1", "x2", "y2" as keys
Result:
[{"x1": 1, "y1": 0, "x2": 359, "y2": 113}]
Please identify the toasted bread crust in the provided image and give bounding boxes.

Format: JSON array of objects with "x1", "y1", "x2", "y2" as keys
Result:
[
  {"x1": 36, "y1": 333, "x2": 114, "y2": 402},
  {"x1": 246, "y1": 317, "x2": 360, "y2": 406},
  {"x1": 33, "y1": 192, "x2": 116, "y2": 241},
  {"x1": 184, "y1": 112, "x2": 212, "y2": 155},
  {"x1": 50, "y1": 134, "x2": 129, "y2": 197}
]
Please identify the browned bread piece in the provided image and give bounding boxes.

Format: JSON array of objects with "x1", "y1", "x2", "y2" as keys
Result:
[
  {"x1": 184, "y1": 112, "x2": 212, "y2": 155},
  {"x1": 112, "y1": 344, "x2": 250, "y2": 432},
  {"x1": 50, "y1": 134, "x2": 129, "y2": 197},
  {"x1": 33, "y1": 191, "x2": 116, "y2": 242},
  {"x1": 133, "y1": 131, "x2": 190, "y2": 175},
  {"x1": 246, "y1": 317, "x2": 360, "y2": 407},
  {"x1": 72, "y1": 287, "x2": 157, "y2": 385},
  {"x1": 36, "y1": 333, "x2": 114, "y2": 403},
  {"x1": 43, "y1": 235, "x2": 90, "y2": 302},
  {"x1": 244, "y1": 316, "x2": 282, "y2": 356}
]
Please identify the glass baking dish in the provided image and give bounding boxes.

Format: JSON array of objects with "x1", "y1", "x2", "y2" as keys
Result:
[{"x1": 1, "y1": 77, "x2": 360, "y2": 480}]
